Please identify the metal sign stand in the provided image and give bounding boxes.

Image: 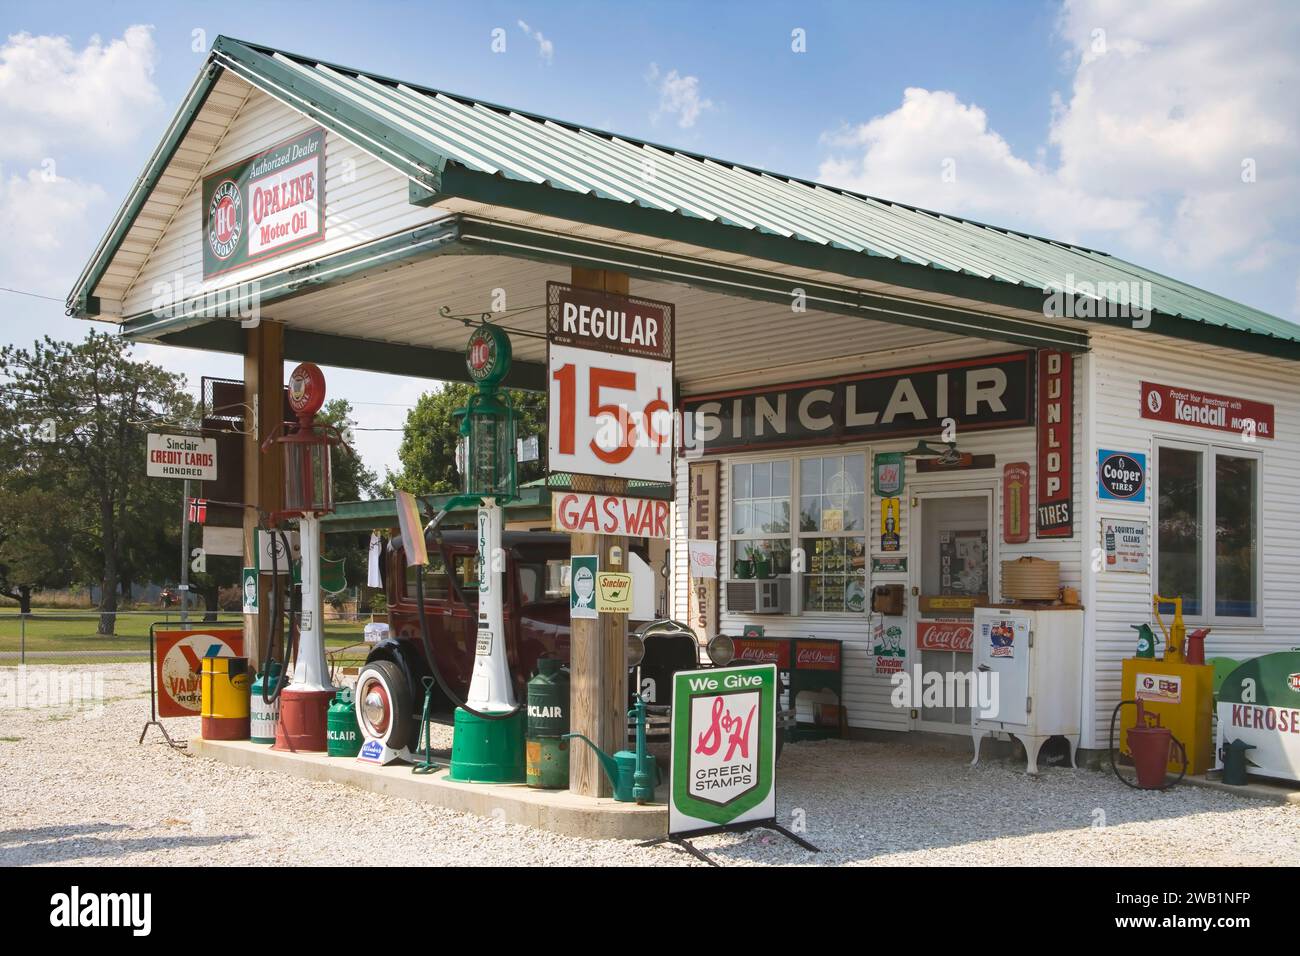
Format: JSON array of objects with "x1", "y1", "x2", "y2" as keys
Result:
[
  {"x1": 138, "y1": 621, "x2": 190, "y2": 754},
  {"x1": 640, "y1": 819, "x2": 819, "y2": 867}
]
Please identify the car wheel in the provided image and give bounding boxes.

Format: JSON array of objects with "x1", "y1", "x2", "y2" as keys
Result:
[{"x1": 355, "y1": 660, "x2": 413, "y2": 751}]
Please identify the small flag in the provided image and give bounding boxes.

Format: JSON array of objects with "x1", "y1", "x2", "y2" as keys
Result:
[{"x1": 188, "y1": 498, "x2": 208, "y2": 524}]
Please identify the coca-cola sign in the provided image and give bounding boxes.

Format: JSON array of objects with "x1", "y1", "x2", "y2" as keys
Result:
[{"x1": 917, "y1": 619, "x2": 974, "y2": 653}]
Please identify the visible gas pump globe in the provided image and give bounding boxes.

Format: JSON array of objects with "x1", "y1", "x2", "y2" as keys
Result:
[{"x1": 456, "y1": 324, "x2": 518, "y2": 501}]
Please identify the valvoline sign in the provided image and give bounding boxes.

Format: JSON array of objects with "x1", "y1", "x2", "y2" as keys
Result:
[{"x1": 1097, "y1": 450, "x2": 1146, "y2": 502}]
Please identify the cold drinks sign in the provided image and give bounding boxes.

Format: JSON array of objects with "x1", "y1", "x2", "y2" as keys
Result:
[
  {"x1": 670, "y1": 663, "x2": 777, "y2": 834},
  {"x1": 203, "y1": 128, "x2": 326, "y2": 278}
]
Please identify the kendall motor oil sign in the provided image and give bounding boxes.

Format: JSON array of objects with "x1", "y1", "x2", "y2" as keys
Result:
[{"x1": 203, "y1": 127, "x2": 326, "y2": 278}]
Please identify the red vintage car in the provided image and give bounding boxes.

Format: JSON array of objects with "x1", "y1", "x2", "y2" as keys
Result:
[{"x1": 354, "y1": 529, "x2": 734, "y2": 753}]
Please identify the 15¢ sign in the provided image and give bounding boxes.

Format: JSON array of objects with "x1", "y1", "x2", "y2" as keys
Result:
[{"x1": 546, "y1": 283, "x2": 675, "y2": 482}]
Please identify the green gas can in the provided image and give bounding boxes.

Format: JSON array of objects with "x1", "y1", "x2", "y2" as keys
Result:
[
  {"x1": 327, "y1": 687, "x2": 363, "y2": 757},
  {"x1": 525, "y1": 658, "x2": 569, "y2": 788}
]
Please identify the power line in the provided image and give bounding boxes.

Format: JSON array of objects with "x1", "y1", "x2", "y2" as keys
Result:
[{"x1": 0, "y1": 286, "x2": 65, "y2": 303}]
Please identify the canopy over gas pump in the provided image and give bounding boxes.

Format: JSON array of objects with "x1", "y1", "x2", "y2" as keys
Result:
[{"x1": 262, "y1": 362, "x2": 344, "y2": 752}]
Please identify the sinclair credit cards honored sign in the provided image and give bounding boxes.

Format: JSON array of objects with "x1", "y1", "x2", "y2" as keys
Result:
[
  {"x1": 203, "y1": 127, "x2": 326, "y2": 278},
  {"x1": 670, "y1": 663, "x2": 777, "y2": 835}
]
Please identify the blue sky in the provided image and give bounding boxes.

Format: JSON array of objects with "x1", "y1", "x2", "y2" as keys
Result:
[{"x1": 1, "y1": 1, "x2": 1296, "y2": 473}]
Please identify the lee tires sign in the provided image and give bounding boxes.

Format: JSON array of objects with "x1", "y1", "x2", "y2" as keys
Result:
[
  {"x1": 670, "y1": 663, "x2": 777, "y2": 835},
  {"x1": 547, "y1": 283, "x2": 675, "y2": 483}
]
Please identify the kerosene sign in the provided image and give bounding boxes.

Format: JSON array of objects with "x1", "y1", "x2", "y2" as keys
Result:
[
  {"x1": 681, "y1": 352, "x2": 1032, "y2": 454},
  {"x1": 670, "y1": 663, "x2": 777, "y2": 834},
  {"x1": 203, "y1": 127, "x2": 326, "y2": 277}
]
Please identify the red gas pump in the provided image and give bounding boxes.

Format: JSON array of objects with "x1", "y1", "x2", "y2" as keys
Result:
[{"x1": 261, "y1": 362, "x2": 344, "y2": 751}]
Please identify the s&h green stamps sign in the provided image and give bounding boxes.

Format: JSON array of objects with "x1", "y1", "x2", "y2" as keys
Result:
[
  {"x1": 670, "y1": 663, "x2": 777, "y2": 834},
  {"x1": 203, "y1": 127, "x2": 326, "y2": 278}
]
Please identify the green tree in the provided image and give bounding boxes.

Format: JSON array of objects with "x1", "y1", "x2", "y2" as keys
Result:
[
  {"x1": 318, "y1": 398, "x2": 378, "y2": 593},
  {"x1": 0, "y1": 484, "x2": 79, "y2": 613},
  {"x1": 0, "y1": 332, "x2": 193, "y2": 634},
  {"x1": 390, "y1": 383, "x2": 546, "y2": 495}
]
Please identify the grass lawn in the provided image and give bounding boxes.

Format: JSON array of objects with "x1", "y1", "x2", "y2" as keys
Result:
[{"x1": 0, "y1": 610, "x2": 368, "y2": 655}]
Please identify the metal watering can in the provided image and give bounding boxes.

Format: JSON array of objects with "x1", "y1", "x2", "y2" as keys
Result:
[{"x1": 563, "y1": 695, "x2": 658, "y2": 803}]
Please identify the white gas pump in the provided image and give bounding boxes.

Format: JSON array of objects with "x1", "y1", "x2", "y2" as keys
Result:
[
  {"x1": 467, "y1": 498, "x2": 515, "y2": 713},
  {"x1": 262, "y1": 362, "x2": 343, "y2": 752}
]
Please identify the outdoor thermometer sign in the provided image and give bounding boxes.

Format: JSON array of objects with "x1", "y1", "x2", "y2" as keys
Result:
[
  {"x1": 547, "y1": 282, "x2": 675, "y2": 483},
  {"x1": 202, "y1": 127, "x2": 326, "y2": 278},
  {"x1": 669, "y1": 663, "x2": 777, "y2": 835}
]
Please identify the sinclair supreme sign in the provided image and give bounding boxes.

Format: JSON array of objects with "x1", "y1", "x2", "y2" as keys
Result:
[{"x1": 202, "y1": 127, "x2": 326, "y2": 278}]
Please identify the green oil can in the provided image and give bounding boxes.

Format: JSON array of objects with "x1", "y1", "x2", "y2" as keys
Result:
[{"x1": 326, "y1": 687, "x2": 363, "y2": 757}]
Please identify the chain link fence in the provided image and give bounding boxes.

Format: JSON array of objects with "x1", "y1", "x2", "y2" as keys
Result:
[{"x1": 0, "y1": 608, "x2": 373, "y2": 666}]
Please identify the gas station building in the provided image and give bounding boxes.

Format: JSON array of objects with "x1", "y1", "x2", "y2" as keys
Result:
[{"x1": 68, "y1": 37, "x2": 1300, "y2": 765}]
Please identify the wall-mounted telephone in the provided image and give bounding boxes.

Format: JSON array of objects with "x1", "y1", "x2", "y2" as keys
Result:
[{"x1": 872, "y1": 584, "x2": 905, "y2": 616}]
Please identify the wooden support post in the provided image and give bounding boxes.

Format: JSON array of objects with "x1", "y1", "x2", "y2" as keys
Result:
[
  {"x1": 569, "y1": 268, "x2": 631, "y2": 799},
  {"x1": 242, "y1": 320, "x2": 284, "y2": 671}
]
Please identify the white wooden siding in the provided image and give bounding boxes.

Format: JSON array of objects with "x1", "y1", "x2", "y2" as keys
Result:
[
  {"x1": 671, "y1": 347, "x2": 1084, "y2": 733},
  {"x1": 120, "y1": 83, "x2": 442, "y2": 317},
  {"x1": 1083, "y1": 327, "x2": 1300, "y2": 748}
]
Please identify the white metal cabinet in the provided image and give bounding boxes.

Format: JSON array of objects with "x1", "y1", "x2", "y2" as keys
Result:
[{"x1": 971, "y1": 607, "x2": 1084, "y2": 774}]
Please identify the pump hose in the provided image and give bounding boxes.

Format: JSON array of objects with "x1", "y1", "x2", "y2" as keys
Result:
[
  {"x1": 413, "y1": 561, "x2": 521, "y2": 722},
  {"x1": 260, "y1": 526, "x2": 298, "y2": 705},
  {"x1": 1108, "y1": 699, "x2": 1188, "y2": 791}
]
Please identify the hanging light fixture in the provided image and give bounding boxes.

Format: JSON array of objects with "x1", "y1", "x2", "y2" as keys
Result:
[{"x1": 903, "y1": 438, "x2": 966, "y2": 465}]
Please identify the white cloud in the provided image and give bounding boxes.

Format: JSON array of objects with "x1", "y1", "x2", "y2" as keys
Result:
[
  {"x1": 516, "y1": 20, "x2": 554, "y2": 65},
  {"x1": 0, "y1": 27, "x2": 163, "y2": 295},
  {"x1": 817, "y1": 0, "x2": 1300, "y2": 312},
  {"x1": 0, "y1": 25, "x2": 164, "y2": 162},
  {"x1": 647, "y1": 63, "x2": 713, "y2": 129},
  {"x1": 0, "y1": 167, "x2": 104, "y2": 292}
]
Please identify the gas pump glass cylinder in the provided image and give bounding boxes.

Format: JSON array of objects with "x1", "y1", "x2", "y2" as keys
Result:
[
  {"x1": 458, "y1": 324, "x2": 518, "y2": 500},
  {"x1": 276, "y1": 362, "x2": 338, "y2": 517},
  {"x1": 284, "y1": 439, "x2": 333, "y2": 514}
]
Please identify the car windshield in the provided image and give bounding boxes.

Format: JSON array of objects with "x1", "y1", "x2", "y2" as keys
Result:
[{"x1": 518, "y1": 559, "x2": 570, "y2": 604}]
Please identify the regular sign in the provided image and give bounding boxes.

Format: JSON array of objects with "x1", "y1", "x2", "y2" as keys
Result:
[
  {"x1": 547, "y1": 282, "x2": 675, "y2": 483},
  {"x1": 147, "y1": 433, "x2": 218, "y2": 481},
  {"x1": 670, "y1": 663, "x2": 777, "y2": 835}
]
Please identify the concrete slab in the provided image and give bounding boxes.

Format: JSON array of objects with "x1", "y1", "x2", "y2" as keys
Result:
[
  {"x1": 190, "y1": 737, "x2": 668, "y2": 840},
  {"x1": 1183, "y1": 770, "x2": 1300, "y2": 805}
]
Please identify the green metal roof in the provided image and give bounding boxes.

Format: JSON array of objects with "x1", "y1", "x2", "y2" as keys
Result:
[
  {"x1": 69, "y1": 35, "x2": 1300, "y2": 360},
  {"x1": 522, "y1": 473, "x2": 673, "y2": 500},
  {"x1": 321, "y1": 487, "x2": 553, "y2": 533}
]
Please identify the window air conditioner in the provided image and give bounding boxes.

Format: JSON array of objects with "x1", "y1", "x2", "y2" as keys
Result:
[{"x1": 725, "y1": 577, "x2": 790, "y2": 614}]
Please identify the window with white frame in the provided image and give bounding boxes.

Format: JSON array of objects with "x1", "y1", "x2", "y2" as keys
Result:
[
  {"x1": 798, "y1": 453, "x2": 867, "y2": 613},
  {"x1": 726, "y1": 452, "x2": 867, "y2": 614},
  {"x1": 730, "y1": 460, "x2": 792, "y2": 578},
  {"x1": 1155, "y1": 440, "x2": 1260, "y2": 622}
]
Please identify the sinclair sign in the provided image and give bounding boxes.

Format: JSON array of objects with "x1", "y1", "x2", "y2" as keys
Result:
[
  {"x1": 202, "y1": 127, "x2": 326, "y2": 277},
  {"x1": 680, "y1": 352, "x2": 1032, "y2": 455}
]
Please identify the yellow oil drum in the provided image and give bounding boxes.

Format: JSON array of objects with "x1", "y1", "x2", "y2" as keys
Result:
[
  {"x1": 1121, "y1": 657, "x2": 1214, "y2": 774},
  {"x1": 201, "y1": 655, "x2": 251, "y2": 740}
]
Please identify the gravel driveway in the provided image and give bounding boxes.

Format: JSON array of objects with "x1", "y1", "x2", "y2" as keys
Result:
[{"x1": 3, "y1": 663, "x2": 1298, "y2": 866}]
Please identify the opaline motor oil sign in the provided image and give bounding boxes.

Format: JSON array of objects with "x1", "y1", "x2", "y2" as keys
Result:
[
  {"x1": 670, "y1": 664, "x2": 776, "y2": 835},
  {"x1": 202, "y1": 127, "x2": 326, "y2": 278}
]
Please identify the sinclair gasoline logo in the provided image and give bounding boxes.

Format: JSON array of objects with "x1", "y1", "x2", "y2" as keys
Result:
[{"x1": 207, "y1": 179, "x2": 243, "y2": 261}]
